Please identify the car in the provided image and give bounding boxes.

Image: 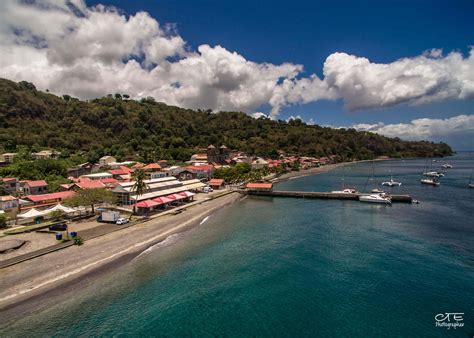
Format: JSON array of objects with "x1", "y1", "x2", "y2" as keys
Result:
[
  {"x1": 203, "y1": 186, "x2": 213, "y2": 193},
  {"x1": 49, "y1": 222, "x2": 68, "y2": 231},
  {"x1": 116, "y1": 218, "x2": 129, "y2": 225}
]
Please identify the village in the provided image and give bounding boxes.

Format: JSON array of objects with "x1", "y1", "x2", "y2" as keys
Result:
[{"x1": 0, "y1": 145, "x2": 338, "y2": 264}]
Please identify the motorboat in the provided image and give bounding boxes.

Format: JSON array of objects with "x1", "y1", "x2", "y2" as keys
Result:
[
  {"x1": 359, "y1": 193, "x2": 391, "y2": 204},
  {"x1": 371, "y1": 188, "x2": 385, "y2": 193},
  {"x1": 421, "y1": 178, "x2": 440, "y2": 186},
  {"x1": 422, "y1": 171, "x2": 444, "y2": 178},
  {"x1": 442, "y1": 163, "x2": 453, "y2": 169},
  {"x1": 332, "y1": 188, "x2": 357, "y2": 194},
  {"x1": 381, "y1": 178, "x2": 402, "y2": 187}
]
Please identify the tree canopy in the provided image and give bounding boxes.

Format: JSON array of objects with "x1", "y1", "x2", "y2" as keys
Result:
[{"x1": 0, "y1": 78, "x2": 453, "y2": 163}]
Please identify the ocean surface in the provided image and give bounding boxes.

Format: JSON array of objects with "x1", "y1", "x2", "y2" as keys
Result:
[{"x1": 2, "y1": 154, "x2": 474, "y2": 337}]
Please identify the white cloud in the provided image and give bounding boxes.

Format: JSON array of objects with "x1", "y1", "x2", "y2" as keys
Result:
[
  {"x1": 0, "y1": 0, "x2": 473, "y2": 118},
  {"x1": 351, "y1": 114, "x2": 474, "y2": 150}
]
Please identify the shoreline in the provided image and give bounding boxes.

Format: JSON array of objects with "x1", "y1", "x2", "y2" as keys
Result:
[
  {"x1": 0, "y1": 192, "x2": 244, "y2": 322},
  {"x1": 0, "y1": 158, "x2": 389, "y2": 322},
  {"x1": 272, "y1": 158, "x2": 391, "y2": 184}
]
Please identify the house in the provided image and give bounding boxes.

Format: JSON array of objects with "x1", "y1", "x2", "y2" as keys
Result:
[
  {"x1": 31, "y1": 150, "x2": 60, "y2": 160},
  {"x1": 142, "y1": 163, "x2": 162, "y2": 172},
  {"x1": 71, "y1": 180, "x2": 106, "y2": 190},
  {"x1": 108, "y1": 166, "x2": 133, "y2": 180},
  {"x1": 1, "y1": 177, "x2": 20, "y2": 196},
  {"x1": 20, "y1": 180, "x2": 48, "y2": 195},
  {"x1": 189, "y1": 153, "x2": 208, "y2": 164},
  {"x1": 177, "y1": 170, "x2": 197, "y2": 181},
  {"x1": 24, "y1": 191, "x2": 75, "y2": 206},
  {"x1": 184, "y1": 165, "x2": 215, "y2": 180},
  {"x1": 150, "y1": 171, "x2": 169, "y2": 179},
  {"x1": 67, "y1": 162, "x2": 97, "y2": 178},
  {"x1": 0, "y1": 195, "x2": 19, "y2": 212},
  {"x1": 99, "y1": 156, "x2": 117, "y2": 167},
  {"x1": 0, "y1": 153, "x2": 18, "y2": 163},
  {"x1": 246, "y1": 183, "x2": 273, "y2": 191},
  {"x1": 208, "y1": 179, "x2": 225, "y2": 190},
  {"x1": 251, "y1": 158, "x2": 269, "y2": 170},
  {"x1": 207, "y1": 145, "x2": 230, "y2": 164},
  {"x1": 80, "y1": 172, "x2": 113, "y2": 181}
]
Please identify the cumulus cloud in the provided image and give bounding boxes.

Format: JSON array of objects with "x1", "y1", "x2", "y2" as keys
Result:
[
  {"x1": 0, "y1": 0, "x2": 473, "y2": 117},
  {"x1": 351, "y1": 114, "x2": 474, "y2": 150},
  {"x1": 324, "y1": 50, "x2": 474, "y2": 111}
]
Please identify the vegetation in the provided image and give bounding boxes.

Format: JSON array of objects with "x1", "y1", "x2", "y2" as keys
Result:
[
  {"x1": 48, "y1": 209, "x2": 65, "y2": 221},
  {"x1": 0, "y1": 78, "x2": 453, "y2": 163},
  {"x1": 64, "y1": 188, "x2": 116, "y2": 213},
  {"x1": 0, "y1": 213, "x2": 7, "y2": 228},
  {"x1": 131, "y1": 169, "x2": 148, "y2": 213},
  {"x1": 73, "y1": 235, "x2": 84, "y2": 246},
  {"x1": 213, "y1": 163, "x2": 284, "y2": 183}
]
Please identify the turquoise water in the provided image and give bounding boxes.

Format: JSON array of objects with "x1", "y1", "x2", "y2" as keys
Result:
[{"x1": 2, "y1": 155, "x2": 474, "y2": 337}]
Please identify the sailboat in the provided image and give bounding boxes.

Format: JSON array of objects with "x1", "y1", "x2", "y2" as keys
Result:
[
  {"x1": 442, "y1": 163, "x2": 453, "y2": 169},
  {"x1": 422, "y1": 159, "x2": 445, "y2": 177},
  {"x1": 359, "y1": 192, "x2": 392, "y2": 204},
  {"x1": 381, "y1": 165, "x2": 401, "y2": 187},
  {"x1": 332, "y1": 165, "x2": 357, "y2": 194}
]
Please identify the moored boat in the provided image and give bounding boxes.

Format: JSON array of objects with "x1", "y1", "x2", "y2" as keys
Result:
[
  {"x1": 442, "y1": 163, "x2": 453, "y2": 169},
  {"x1": 421, "y1": 178, "x2": 440, "y2": 186},
  {"x1": 332, "y1": 188, "x2": 357, "y2": 194},
  {"x1": 359, "y1": 193, "x2": 391, "y2": 204},
  {"x1": 381, "y1": 178, "x2": 402, "y2": 187},
  {"x1": 422, "y1": 171, "x2": 444, "y2": 178}
]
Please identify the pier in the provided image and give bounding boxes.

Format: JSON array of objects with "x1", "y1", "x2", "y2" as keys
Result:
[{"x1": 245, "y1": 190, "x2": 413, "y2": 203}]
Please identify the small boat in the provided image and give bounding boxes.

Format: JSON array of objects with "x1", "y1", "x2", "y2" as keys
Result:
[
  {"x1": 359, "y1": 193, "x2": 391, "y2": 204},
  {"x1": 381, "y1": 178, "x2": 402, "y2": 187},
  {"x1": 412, "y1": 199, "x2": 420, "y2": 204},
  {"x1": 371, "y1": 188, "x2": 385, "y2": 193},
  {"x1": 442, "y1": 163, "x2": 453, "y2": 169},
  {"x1": 421, "y1": 178, "x2": 440, "y2": 186},
  {"x1": 469, "y1": 170, "x2": 474, "y2": 188},
  {"x1": 332, "y1": 188, "x2": 357, "y2": 194},
  {"x1": 423, "y1": 171, "x2": 444, "y2": 178}
]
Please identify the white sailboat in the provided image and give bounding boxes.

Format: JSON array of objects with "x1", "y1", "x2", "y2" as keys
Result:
[
  {"x1": 359, "y1": 192, "x2": 392, "y2": 204},
  {"x1": 382, "y1": 166, "x2": 402, "y2": 187},
  {"x1": 442, "y1": 163, "x2": 453, "y2": 169},
  {"x1": 421, "y1": 178, "x2": 440, "y2": 186},
  {"x1": 332, "y1": 165, "x2": 358, "y2": 194}
]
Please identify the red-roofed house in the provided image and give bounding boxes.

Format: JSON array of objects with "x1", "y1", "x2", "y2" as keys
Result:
[
  {"x1": 1, "y1": 177, "x2": 20, "y2": 196},
  {"x1": 24, "y1": 191, "x2": 75, "y2": 206},
  {"x1": 184, "y1": 165, "x2": 215, "y2": 180},
  {"x1": 0, "y1": 195, "x2": 19, "y2": 212},
  {"x1": 73, "y1": 181, "x2": 106, "y2": 190},
  {"x1": 208, "y1": 179, "x2": 225, "y2": 190},
  {"x1": 143, "y1": 163, "x2": 162, "y2": 171},
  {"x1": 20, "y1": 180, "x2": 48, "y2": 195}
]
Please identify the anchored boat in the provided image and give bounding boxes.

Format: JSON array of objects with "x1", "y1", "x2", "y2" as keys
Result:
[
  {"x1": 359, "y1": 193, "x2": 392, "y2": 204},
  {"x1": 421, "y1": 178, "x2": 440, "y2": 186}
]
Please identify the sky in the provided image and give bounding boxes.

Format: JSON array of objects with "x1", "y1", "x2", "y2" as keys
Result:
[{"x1": 0, "y1": 0, "x2": 473, "y2": 150}]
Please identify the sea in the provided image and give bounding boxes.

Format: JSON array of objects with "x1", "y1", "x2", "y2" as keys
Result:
[{"x1": 1, "y1": 154, "x2": 474, "y2": 337}]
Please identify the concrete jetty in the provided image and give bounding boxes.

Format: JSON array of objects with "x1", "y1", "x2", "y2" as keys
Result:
[{"x1": 245, "y1": 190, "x2": 413, "y2": 203}]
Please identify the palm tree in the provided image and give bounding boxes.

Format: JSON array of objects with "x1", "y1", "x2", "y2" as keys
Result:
[{"x1": 131, "y1": 169, "x2": 148, "y2": 214}]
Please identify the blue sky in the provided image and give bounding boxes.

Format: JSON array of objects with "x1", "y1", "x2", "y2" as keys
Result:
[
  {"x1": 93, "y1": 0, "x2": 474, "y2": 149},
  {"x1": 1, "y1": 0, "x2": 473, "y2": 149}
]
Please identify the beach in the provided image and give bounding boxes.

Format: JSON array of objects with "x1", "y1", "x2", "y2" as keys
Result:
[{"x1": 0, "y1": 192, "x2": 243, "y2": 320}]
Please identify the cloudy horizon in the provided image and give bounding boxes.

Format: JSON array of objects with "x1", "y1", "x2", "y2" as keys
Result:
[{"x1": 0, "y1": 0, "x2": 473, "y2": 149}]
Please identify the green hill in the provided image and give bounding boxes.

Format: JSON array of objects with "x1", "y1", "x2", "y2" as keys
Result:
[{"x1": 0, "y1": 78, "x2": 452, "y2": 162}]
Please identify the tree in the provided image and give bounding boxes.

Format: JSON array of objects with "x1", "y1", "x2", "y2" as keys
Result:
[
  {"x1": 0, "y1": 213, "x2": 7, "y2": 229},
  {"x1": 64, "y1": 189, "x2": 116, "y2": 213},
  {"x1": 131, "y1": 169, "x2": 148, "y2": 213},
  {"x1": 0, "y1": 180, "x2": 8, "y2": 196},
  {"x1": 49, "y1": 209, "x2": 65, "y2": 221},
  {"x1": 114, "y1": 93, "x2": 122, "y2": 100}
]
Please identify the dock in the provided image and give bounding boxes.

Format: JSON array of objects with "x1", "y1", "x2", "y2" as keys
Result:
[{"x1": 245, "y1": 190, "x2": 413, "y2": 203}]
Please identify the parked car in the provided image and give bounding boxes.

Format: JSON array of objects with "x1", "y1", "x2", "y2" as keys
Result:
[
  {"x1": 203, "y1": 186, "x2": 213, "y2": 193},
  {"x1": 116, "y1": 218, "x2": 129, "y2": 225},
  {"x1": 49, "y1": 222, "x2": 68, "y2": 231}
]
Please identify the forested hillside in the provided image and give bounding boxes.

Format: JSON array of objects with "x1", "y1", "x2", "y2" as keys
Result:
[{"x1": 0, "y1": 78, "x2": 452, "y2": 162}]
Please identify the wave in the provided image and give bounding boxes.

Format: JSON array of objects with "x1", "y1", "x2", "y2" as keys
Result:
[
  {"x1": 133, "y1": 233, "x2": 182, "y2": 260},
  {"x1": 199, "y1": 216, "x2": 210, "y2": 225}
]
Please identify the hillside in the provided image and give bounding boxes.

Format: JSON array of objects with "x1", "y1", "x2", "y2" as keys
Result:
[{"x1": 0, "y1": 78, "x2": 452, "y2": 162}]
